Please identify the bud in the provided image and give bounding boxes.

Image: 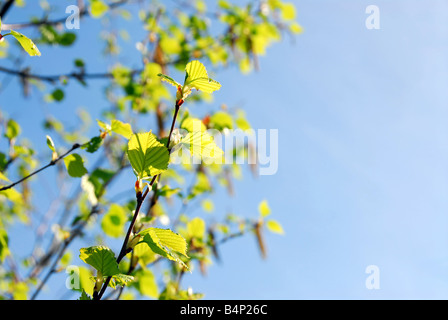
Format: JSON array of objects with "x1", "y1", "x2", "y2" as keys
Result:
[
  {"x1": 126, "y1": 234, "x2": 141, "y2": 250},
  {"x1": 135, "y1": 179, "x2": 143, "y2": 197},
  {"x1": 94, "y1": 271, "x2": 103, "y2": 293}
]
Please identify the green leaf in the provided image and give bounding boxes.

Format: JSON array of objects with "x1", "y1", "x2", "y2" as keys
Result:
[
  {"x1": 63, "y1": 153, "x2": 88, "y2": 178},
  {"x1": 90, "y1": 0, "x2": 109, "y2": 18},
  {"x1": 280, "y1": 2, "x2": 296, "y2": 21},
  {"x1": 266, "y1": 219, "x2": 284, "y2": 235},
  {"x1": 209, "y1": 111, "x2": 233, "y2": 130},
  {"x1": 127, "y1": 132, "x2": 170, "y2": 180},
  {"x1": 78, "y1": 290, "x2": 92, "y2": 300},
  {"x1": 0, "y1": 229, "x2": 10, "y2": 263},
  {"x1": 138, "y1": 228, "x2": 189, "y2": 268},
  {"x1": 82, "y1": 136, "x2": 103, "y2": 153},
  {"x1": 258, "y1": 200, "x2": 271, "y2": 217},
  {"x1": 10, "y1": 29, "x2": 41, "y2": 56},
  {"x1": 111, "y1": 119, "x2": 133, "y2": 139},
  {"x1": 184, "y1": 60, "x2": 221, "y2": 93},
  {"x1": 108, "y1": 274, "x2": 134, "y2": 289},
  {"x1": 46, "y1": 135, "x2": 56, "y2": 152},
  {"x1": 201, "y1": 199, "x2": 214, "y2": 213},
  {"x1": 180, "y1": 117, "x2": 206, "y2": 133},
  {"x1": 4, "y1": 119, "x2": 20, "y2": 140},
  {"x1": 187, "y1": 217, "x2": 206, "y2": 240},
  {"x1": 101, "y1": 204, "x2": 127, "y2": 238},
  {"x1": 155, "y1": 185, "x2": 180, "y2": 198},
  {"x1": 158, "y1": 73, "x2": 180, "y2": 88},
  {"x1": 179, "y1": 130, "x2": 224, "y2": 162},
  {"x1": 133, "y1": 269, "x2": 158, "y2": 298},
  {"x1": 79, "y1": 246, "x2": 120, "y2": 276},
  {"x1": 51, "y1": 88, "x2": 65, "y2": 102}
]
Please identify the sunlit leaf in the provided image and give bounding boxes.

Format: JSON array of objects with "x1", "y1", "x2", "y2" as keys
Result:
[
  {"x1": 127, "y1": 132, "x2": 170, "y2": 179},
  {"x1": 158, "y1": 73, "x2": 180, "y2": 88},
  {"x1": 258, "y1": 200, "x2": 271, "y2": 217},
  {"x1": 138, "y1": 228, "x2": 189, "y2": 268},
  {"x1": 111, "y1": 119, "x2": 133, "y2": 139},
  {"x1": 79, "y1": 246, "x2": 120, "y2": 276},
  {"x1": 184, "y1": 60, "x2": 221, "y2": 93},
  {"x1": 10, "y1": 30, "x2": 41, "y2": 56},
  {"x1": 266, "y1": 219, "x2": 284, "y2": 235},
  {"x1": 101, "y1": 204, "x2": 127, "y2": 238}
]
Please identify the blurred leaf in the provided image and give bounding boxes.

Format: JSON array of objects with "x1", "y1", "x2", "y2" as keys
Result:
[
  {"x1": 258, "y1": 200, "x2": 271, "y2": 217},
  {"x1": 101, "y1": 204, "x2": 127, "y2": 238},
  {"x1": 133, "y1": 268, "x2": 158, "y2": 298},
  {"x1": 46, "y1": 135, "x2": 56, "y2": 152},
  {"x1": 0, "y1": 229, "x2": 10, "y2": 262},
  {"x1": 63, "y1": 153, "x2": 88, "y2": 178},
  {"x1": 111, "y1": 119, "x2": 133, "y2": 139},
  {"x1": 90, "y1": 0, "x2": 109, "y2": 18},
  {"x1": 82, "y1": 136, "x2": 103, "y2": 153},
  {"x1": 179, "y1": 130, "x2": 223, "y2": 162},
  {"x1": 266, "y1": 219, "x2": 284, "y2": 235},
  {"x1": 187, "y1": 217, "x2": 205, "y2": 240},
  {"x1": 4, "y1": 119, "x2": 20, "y2": 139},
  {"x1": 10, "y1": 30, "x2": 41, "y2": 56}
]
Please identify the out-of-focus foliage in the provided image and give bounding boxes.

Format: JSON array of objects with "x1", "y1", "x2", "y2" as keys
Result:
[{"x1": 0, "y1": 0, "x2": 299, "y2": 300}]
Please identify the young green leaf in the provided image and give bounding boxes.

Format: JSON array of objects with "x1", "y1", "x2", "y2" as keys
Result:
[
  {"x1": 82, "y1": 136, "x2": 103, "y2": 153},
  {"x1": 258, "y1": 200, "x2": 271, "y2": 217},
  {"x1": 137, "y1": 228, "x2": 189, "y2": 268},
  {"x1": 266, "y1": 219, "x2": 284, "y2": 235},
  {"x1": 90, "y1": 0, "x2": 109, "y2": 18},
  {"x1": 46, "y1": 135, "x2": 56, "y2": 152},
  {"x1": 158, "y1": 73, "x2": 180, "y2": 88},
  {"x1": 79, "y1": 246, "x2": 120, "y2": 277},
  {"x1": 0, "y1": 229, "x2": 10, "y2": 263},
  {"x1": 187, "y1": 217, "x2": 206, "y2": 240},
  {"x1": 108, "y1": 274, "x2": 134, "y2": 289},
  {"x1": 179, "y1": 130, "x2": 224, "y2": 162},
  {"x1": 101, "y1": 204, "x2": 127, "y2": 238},
  {"x1": 111, "y1": 119, "x2": 133, "y2": 139},
  {"x1": 127, "y1": 132, "x2": 170, "y2": 179},
  {"x1": 10, "y1": 30, "x2": 41, "y2": 56},
  {"x1": 63, "y1": 153, "x2": 88, "y2": 177},
  {"x1": 184, "y1": 60, "x2": 221, "y2": 94}
]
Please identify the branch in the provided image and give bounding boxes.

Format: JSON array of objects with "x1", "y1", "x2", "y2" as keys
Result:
[
  {"x1": 95, "y1": 101, "x2": 182, "y2": 300},
  {"x1": 0, "y1": 0, "x2": 131, "y2": 31},
  {"x1": 0, "y1": 142, "x2": 82, "y2": 192},
  {"x1": 0, "y1": 0, "x2": 15, "y2": 20},
  {"x1": 0, "y1": 65, "x2": 143, "y2": 83}
]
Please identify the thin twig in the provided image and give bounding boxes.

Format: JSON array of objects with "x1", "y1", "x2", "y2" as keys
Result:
[{"x1": 0, "y1": 143, "x2": 82, "y2": 192}]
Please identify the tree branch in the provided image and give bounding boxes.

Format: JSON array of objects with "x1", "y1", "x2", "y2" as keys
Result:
[
  {"x1": 0, "y1": 0, "x2": 131, "y2": 31},
  {"x1": 0, "y1": 143, "x2": 83, "y2": 192},
  {"x1": 0, "y1": 0, "x2": 15, "y2": 20}
]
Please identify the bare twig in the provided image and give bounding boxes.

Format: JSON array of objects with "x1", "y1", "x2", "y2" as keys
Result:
[{"x1": 0, "y1": 143, "x2": 83, "y2": 192}]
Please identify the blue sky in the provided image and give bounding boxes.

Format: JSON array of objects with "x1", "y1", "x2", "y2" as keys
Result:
[{"x1": 2, "y1": 0, "x2": 448, "y2": 299}]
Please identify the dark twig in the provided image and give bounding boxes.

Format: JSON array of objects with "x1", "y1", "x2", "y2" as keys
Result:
[{"x1": 0, "y1": 143, "x2": 82, "y2": 192}]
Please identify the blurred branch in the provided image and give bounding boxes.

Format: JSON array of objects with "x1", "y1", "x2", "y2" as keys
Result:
[
  {"x1": 0, "y1": 0, "x2": 131, "y2": 31},
  {"x1": 0, "y1": 0, "x2": 15, "y2": 20}
]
